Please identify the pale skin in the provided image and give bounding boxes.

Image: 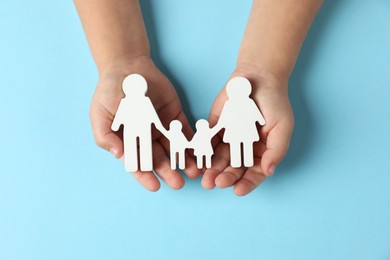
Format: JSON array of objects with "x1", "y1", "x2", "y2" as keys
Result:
[{"x1": 74, "y1": 0, "x2": 322, "y2": 195}]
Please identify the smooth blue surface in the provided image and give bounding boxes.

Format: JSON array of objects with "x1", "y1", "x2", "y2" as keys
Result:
[{"x1": 1, "y1": 1, "x2": 390, "y2": 259}]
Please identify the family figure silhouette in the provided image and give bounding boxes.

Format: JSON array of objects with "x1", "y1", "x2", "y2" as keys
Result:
[{"x1": 112, "y1": 74, "x2": 266, "y2": 172}]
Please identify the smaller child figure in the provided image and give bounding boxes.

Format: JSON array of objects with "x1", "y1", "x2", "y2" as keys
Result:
[
  {"x1": 190, "y1": 119, "x2": 220, "y2": 169},
  {"x1": 163, "y1": 120, "x2": 190, "y2": 170}
]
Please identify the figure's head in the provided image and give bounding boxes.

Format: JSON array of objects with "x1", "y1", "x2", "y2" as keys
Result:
[
  {"x1": 226, "y1": 76, "x2": 252, "y2": 99},
  {"x1": 195, "y1": 119, "x2": 209, "y2": 130},
  {"x1": 122, "y1": 74, "x2": 148, "y2": 97},
  {"x1": 169, "y1": 120, "x2": 183, "y2": 131}
]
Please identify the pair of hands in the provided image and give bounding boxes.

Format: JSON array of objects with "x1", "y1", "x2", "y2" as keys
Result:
[{"x1": 90, "y1": 55, "x2": 294, "y2": 196}]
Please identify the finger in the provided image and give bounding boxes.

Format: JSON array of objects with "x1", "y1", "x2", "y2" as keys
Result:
[
  {"x1": 260, "y1": 122, "x2": 293, "y2": 176},
  {"x1": 233, "y1": 158, "x2": 267, "y2": 196},
  {"x1": 184, "y1": 150, "x2": 202, "y2": 179},
  {"x1": 177, "y1": 110, "x2": 194, "y2": 137},
  {"x1": 215, "y1": 166, "x2": 246, "y2": 189},
  {"x1": 211, "y1": 129, "x2": 224, "y2": 149},
  {"x1": 253, "y1": 139, "x2": 268, "y2": 158},
  {"x1": 131, "y1": 171, "x2": 161, "y2": 192},
  {"x1": 156, "y1": 102, "x2": 181, "y2": 130},
  {"x1": 201, "y1": 142, "x2": 230, "y2": 189},
  {"x1": 90, "y1": 104, "x2": 124, "y2": 158},
  {"x1": 215, "y1": 139, "x2": 266, "y2": 189},
  {"x1": 152, "y1": 141, "x2": 185, "y2": 190}
]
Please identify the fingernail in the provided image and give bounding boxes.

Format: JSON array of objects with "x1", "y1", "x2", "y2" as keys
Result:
[
  {"x1": 109, "y1": 148, "x2": 118, "y2": 158},
  {"x1": 269, "y1": 165, "x2": 276, "y2": 176}
]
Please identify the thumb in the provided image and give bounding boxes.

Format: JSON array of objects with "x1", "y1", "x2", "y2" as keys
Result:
[
  {"x1": 94, "y1": 131, "x2": 124, "y2": 159},
  {"x1": 260, "y1": 122, "x2": 293, "y2": 176},
  {"x1": 90, "y1": 108, "x2": 124, "y2": 159}
]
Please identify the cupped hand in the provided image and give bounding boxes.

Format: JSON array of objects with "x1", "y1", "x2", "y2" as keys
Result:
[
  {"x1": 202, "y1": 67, "x2": 294, "y2": 196},
  {"x1": 90, "y1": 55, "x2": 200, "y2": 191}
]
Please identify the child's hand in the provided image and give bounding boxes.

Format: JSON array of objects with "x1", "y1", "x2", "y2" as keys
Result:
[
  {"x1": 90, "y1": 55, "x2": 200, "y2": 191},
  {"x1": 202, "y1": 67, "x2": 294, "y2": 196}
]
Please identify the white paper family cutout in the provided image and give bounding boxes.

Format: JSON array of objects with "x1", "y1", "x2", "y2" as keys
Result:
[{"x1": 112, "y1": 74, "x2": 265, "y2": 172}]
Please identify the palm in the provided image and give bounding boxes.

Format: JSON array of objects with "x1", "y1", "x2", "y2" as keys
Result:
[
  {"x1": 202, "y1": 72, "x2": 294, "y2": 196},
  {"x1": 90, "y1": 56, "x2": 200, "y2": 191}
]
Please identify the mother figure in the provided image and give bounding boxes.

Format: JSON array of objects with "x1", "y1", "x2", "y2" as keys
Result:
[{"x1": 214, "y1": 77, "x2": 266, "y2": 168}]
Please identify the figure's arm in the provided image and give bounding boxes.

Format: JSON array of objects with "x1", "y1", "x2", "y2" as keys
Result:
[
  {"x1": 210, "y1": 124, "x2": 223, "y2": 137},
  {"x1": 183, "y1": 135, "x2": 194, "y2": 152},
  {"x1": 111, "y1": 100, "x2": 124, "y2": 131},
  {"x1": 158, "y1": 127, "x2": 169, "y2": 138},
  {"x1": 154, "y1": 121, "x2": 168, "y2": 137},
  {"x1": 146, "y1": 98, "x2": 168, "y2": 136},
  {"x1": 210, "y1": 103, "x2": 228, "y2": 135},
  {"x1": 257, "y1": 112, "x2": 266, "y2": 126},
  {"x1": 251, "y1": 100, "x2": 266, "y2": 126},
  {"x1": 153, "y1": 119, "x2": 166, "y2": 135}
]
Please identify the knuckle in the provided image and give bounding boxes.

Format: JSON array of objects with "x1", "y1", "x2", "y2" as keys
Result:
[{"x1": 94, "y1": 134, "x2": 106, "y2": 148}]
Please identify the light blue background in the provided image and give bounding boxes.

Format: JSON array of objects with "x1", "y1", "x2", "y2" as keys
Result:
[{"x1": 0, "y1": 1, "x2": 389, "y2": 259}]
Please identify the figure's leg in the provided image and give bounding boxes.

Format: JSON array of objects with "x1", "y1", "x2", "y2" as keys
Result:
[
  {"x1": 170, "y1": 150, "x2": 177, "y2": 170},
  {"x1": 139, "y1": 135, "x2": 153, "y2": 171},
  {"x1": 124, "y1": 133, "x2": 138, "y2": 172},
  {"x1": 243, "y1": 142, "x2": 254, "y2": 167},
  {"x1": 178, "y1": 150, "x2": 185, "y2": 170},
  {"x1": 230, "y1": 142, "x2": 241, "y2": 168},
  {"x1": 196, "y1": 155, "x2": 203, "y2": 169},
  {"x1": 205, "y1": 155, "x2": 212, "y2": 169}
]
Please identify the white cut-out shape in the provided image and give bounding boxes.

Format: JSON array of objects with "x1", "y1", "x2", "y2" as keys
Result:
[
  {"x1": 213, "y1": 77, "x2": 266, "y2": 168},
  {"x1": 190, "y1": 119, "x2": 219, "y2": 169},
  {"x1": 111, "y1": 74, "x2": 165, "y2": 172},
  {"x1": 161, "y1": 120, "x2": 189, "y2": 170}
]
